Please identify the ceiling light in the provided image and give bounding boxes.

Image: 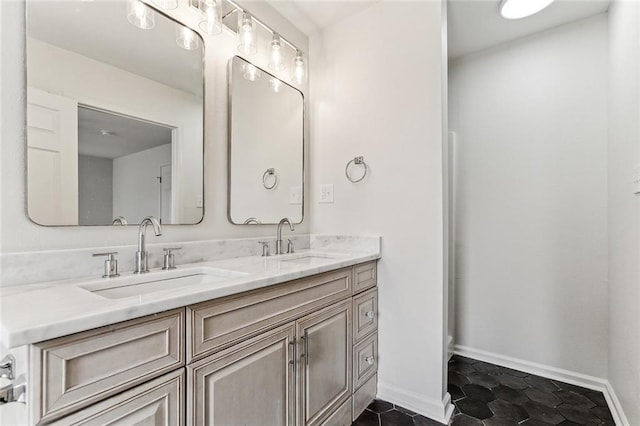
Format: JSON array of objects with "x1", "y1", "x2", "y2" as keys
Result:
[
  {"x1": 500, "y1": 0, "x2": 555, "y2": 19},
  {"x1": 127, "y1": 0, "x2": 155, "y2": 29}
]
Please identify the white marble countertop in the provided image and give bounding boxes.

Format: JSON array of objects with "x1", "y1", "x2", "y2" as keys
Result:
[{"x1": 0, "y1": 248, "x2": 380, "y2": 348}]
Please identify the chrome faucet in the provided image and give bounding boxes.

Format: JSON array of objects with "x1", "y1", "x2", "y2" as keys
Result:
[
  {"x1": 275, "y1": 218, "x2": 294, "y2": 255},
  {"x1": 134, "y1": 216, "x2": 162, "y2": 274}
]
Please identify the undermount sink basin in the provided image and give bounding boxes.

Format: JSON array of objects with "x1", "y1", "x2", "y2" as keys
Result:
[{"x1": 79, "y1": 267, "x2": 247, "y2": 299}]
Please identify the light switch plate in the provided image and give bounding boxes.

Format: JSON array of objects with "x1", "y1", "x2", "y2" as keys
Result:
[
  {"x1": 634, "y1": 164, "x2": 640, "y2": 195},
  {"x1": 319, "y1": 184, "x2": 334, "y2": 203},
  {"x1": 289, "y1": 186, "x2": 302, "y2": 205}
]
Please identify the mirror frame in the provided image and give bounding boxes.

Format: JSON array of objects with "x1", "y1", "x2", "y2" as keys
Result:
[
  {"x1": 24, "y1": 1, "x2": 206, "y2": 227},
  {"x1": 226, "y1": 55, "x2": 305, "y2": 225}
]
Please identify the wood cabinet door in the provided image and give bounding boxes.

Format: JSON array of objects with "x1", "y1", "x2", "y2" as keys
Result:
[
  {"x1": 296, "y1": 300, "x2": 352, "y2": 426},
  {"x1": 188, "y1": 323, "x2": 296, "y2": 426},
  {"x1": 49, "y1": 369, "x2": 184, "y2": 426}
]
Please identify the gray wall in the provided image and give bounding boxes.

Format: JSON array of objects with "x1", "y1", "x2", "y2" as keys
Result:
[{"x1": 78, "y1": 155, "x2": 113, "y2": 226}]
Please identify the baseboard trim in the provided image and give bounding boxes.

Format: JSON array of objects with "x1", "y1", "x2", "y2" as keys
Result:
[
  {"x1": 377, "y1": 381, "x2": 454, "y2": 425},
  {"x1": 454, "y1": 345, "x2": 630, "y2": 426}
]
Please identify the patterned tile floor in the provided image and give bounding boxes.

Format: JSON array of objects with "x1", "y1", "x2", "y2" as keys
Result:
[{"x1": 352, "y1": 355, "x2": 616, "y2": 426}]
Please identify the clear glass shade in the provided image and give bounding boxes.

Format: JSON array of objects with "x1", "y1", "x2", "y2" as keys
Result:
[
  {"x1": 237, "y1": 12, "x2": 257, "y2": 55},
  {"x1": 268, "y1": 34, "x2": 284, "y2": 71},
  {"x1": 176, "y1": 25, "x2": 199, "y2": 50},
  {"x1": 150, "y1": 0, "x2": 178, "y2": 10},
  {"x1": 242, "y1": 63, "x2": 261, "y2": 81},
  {"x1": 127, "y1": 0, "x2": 155, "y2": 30},
  {"x1": 198, "y1": 0, "x2": 222, "y2": 35},
  {"x1": 291, "y1": 50, "x2": 307, "y2": 84}
]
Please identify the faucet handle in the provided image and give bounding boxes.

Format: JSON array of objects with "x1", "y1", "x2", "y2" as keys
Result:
[
  {"x1": 92, "y1": 252, "x2": 119, "y2": 278},
  {"x1": 287, "y1": 239, "x2": 295, "y2": 254},
  {"x1": 162, "y1": 247, "x2": 182, "y2": 270},
  {"x1": 0, "y1": 355, "x2": 15, "y2": 380},
  {"x1": 258, "y1": 241, "x2": 270, "y2": 257}
]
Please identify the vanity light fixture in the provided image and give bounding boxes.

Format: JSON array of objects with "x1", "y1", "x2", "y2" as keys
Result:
[
  {"x1": 150, "y1": 0, "x2": 178, "y2": 10},
  {"x1": 291, "y1": 50, "x2": 307, "y2": 84},
  {"x1": 269, "y1": 77, "x2": 282, "y2": 93},
  {"x1": 268, "y1": 33, "x2": 284, "y2": 71},
  {"x1": 500, "y1": 0, "x2": 555, "y2": 19},
  {"x1": 176, "y1": 25, "x2": 200, "y2": 50},
  {"x1": 237, "y1": 12, "x2": 257, "y2": 55},
  {"x1": 127, "y1": 0, "x2": 155, "y2": 29},
  {"x1": 243, "y1": 63, "x2": 261, "y2": 81},
  {"x1": 198, "y1": 0, "x2": 222, "y2": 35}
]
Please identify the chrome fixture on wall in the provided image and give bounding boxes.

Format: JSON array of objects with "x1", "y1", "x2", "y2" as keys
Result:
[{"x1": 345, "y1": 156, "x2": 368, "y2": 183}]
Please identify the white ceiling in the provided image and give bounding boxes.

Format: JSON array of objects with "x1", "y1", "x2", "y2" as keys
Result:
[
  {"x1": 27, "y1": 1, "x2": 204, "y2": 96},
  {"x1": 448, "y1": 0, "x2": 611, "y2": 60},
  {"x1": 78, "y1": 107, "x2": 172, "y2": 159},
  {"x1": 266, "y1": 0, "x2": 378, "y2": 35}
]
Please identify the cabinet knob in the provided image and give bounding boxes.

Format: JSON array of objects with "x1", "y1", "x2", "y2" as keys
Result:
[
  {"x1": 364, "y1": 310, "x2": 375, "y2": 319},
  {"x1": 365, "y1": 356, "x2": 375, "y2": 365}
]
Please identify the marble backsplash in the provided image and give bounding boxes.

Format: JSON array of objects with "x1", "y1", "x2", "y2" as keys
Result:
[{"x1": 0, "y1": 234, "x2": 381, "y2": 287}]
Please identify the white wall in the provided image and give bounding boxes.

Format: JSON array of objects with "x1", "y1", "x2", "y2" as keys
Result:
[
  {"x1": 113, "y1": 144, "x2": 172, "y2": 224},
  {"x1": 0, "y1": 0, "x2": 309, "y2": 257},
  {"x1": 78, "y1": 155, "x2": 113, "y2": 226},
  {"x1": 449, "y1": 15, "x2": 609, "y2": 378},
  {"x1": 310, "y1": 1, "x2": 450, "y2": 421},
  {"x1": 608, "y1": 1, "x2": 640, "y2": 423}
]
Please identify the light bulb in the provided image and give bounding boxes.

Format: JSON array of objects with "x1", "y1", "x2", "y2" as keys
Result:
[
  {"x1": 237, "y1": 12, "x2": 257, "y2": 55},
  {"x1": 243, "y1": 64, "x2": 261, "y2": 81},
  {"x1": 176, "y1": 25, "x2": 199, "y2": 50},
  {"x1": 500, "y1": 0, "x2": 555, "y2": 19},
  {"x1": 268, "y1": 34, "x2": 284, "y2": 71},
  {"x1": 291, "y1": 50, "x2": 307, "y2": 84},
  {"x1": 127, "y1": 0, "x2": 155, "y2": 30},
  {"x1": 198, "y1": 0, "x2": 221, "y2": 35},
  {"x1": 269, "y1": 77, "x2": 282, "y2": 93}
]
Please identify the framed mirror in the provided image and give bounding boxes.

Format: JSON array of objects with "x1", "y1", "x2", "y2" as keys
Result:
[
  {"x1": 228, "y1": 56, "x2": 304, "y2": 225},
  {"x1": 25, "y1": 0, "x2": 204, "y2": 226}
]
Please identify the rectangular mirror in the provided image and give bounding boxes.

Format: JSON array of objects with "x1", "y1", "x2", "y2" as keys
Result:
[
  {"x1": 228, "y1": 56, "x2": 304, "y2": 225},
  {"x1": 26, "y1": 0, "x2": 204, "y2": 226}
]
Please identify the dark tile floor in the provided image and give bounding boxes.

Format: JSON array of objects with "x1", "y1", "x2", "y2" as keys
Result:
[{"x1": 352, "y1": 355, "x2": 616, "y2": 426}]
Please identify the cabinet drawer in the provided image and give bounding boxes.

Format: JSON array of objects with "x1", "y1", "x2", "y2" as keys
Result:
[
  {"x1": 353, "y1": 332, "x2": 377, "y2": 390},
  {"x1": 49, "y1": 369, "x2": 185, "y2": 426},
  {"x1": 353, "y1": 288, "x2": 377, "y2": 343},
  {"x1": 32, "y1": 309, "x2": 184, "y2": 423},
  {"x1": 353, "y1": 262, "x2": 376, "y2": 294},
  {"x1": 188, "y1": 267, "x2": 351, "y2": 362}
]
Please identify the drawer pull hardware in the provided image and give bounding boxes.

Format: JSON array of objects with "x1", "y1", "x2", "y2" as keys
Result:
[
  {"x1": 289, "y1": 338, "x2": 296, "y2": 366},
  {"x1": 365, "y1": 356, "x2": 375, "y2": 365},
  {"x1": 364, "y1": 310, "x2": 375, "y2": 319},
  {"x1": 300, "y1": 332, "x2": 309, "y2": 365}
]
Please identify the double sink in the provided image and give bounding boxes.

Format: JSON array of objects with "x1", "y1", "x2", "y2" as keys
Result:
[{"x1": 79, "y1": 254, "x2": 337, "y2": 300}]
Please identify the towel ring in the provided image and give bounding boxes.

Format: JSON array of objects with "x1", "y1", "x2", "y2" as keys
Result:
[
  {"x1": 262, "y1": 168, "x2": 278, "y2": 190},
  {"x1": 345, "y1": 156, "x2": 368, "y2": 183}
]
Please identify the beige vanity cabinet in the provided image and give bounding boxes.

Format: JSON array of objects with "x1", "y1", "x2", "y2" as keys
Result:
[
  {"x1": 48, "y1": 369, "x2": 185, "y2": 426},
  {"x1": 27, "y1": 261, "x2": 378, "y2": 426},
  {"x1": 296, "y1": 300, "x2": 352, "y2": 426},
  {"x1": 186, "y1": 298, "x2": 353, "y2": 426},
  {"x1": 187, "y1": 324, "x2": 297, "y2": 426}
]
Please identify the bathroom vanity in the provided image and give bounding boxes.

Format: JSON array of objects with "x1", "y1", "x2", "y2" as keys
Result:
[{"x1": 0, "y1": 246, "x2": 379, "y2": 426}]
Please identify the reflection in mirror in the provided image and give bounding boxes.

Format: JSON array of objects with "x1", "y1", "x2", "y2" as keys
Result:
[
  {"x1": 26, "y1": 0, "x2": 204, "y2": 226},
  {"x1": 228, "y1": 56, "x2": 304, "y2": 225}
]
